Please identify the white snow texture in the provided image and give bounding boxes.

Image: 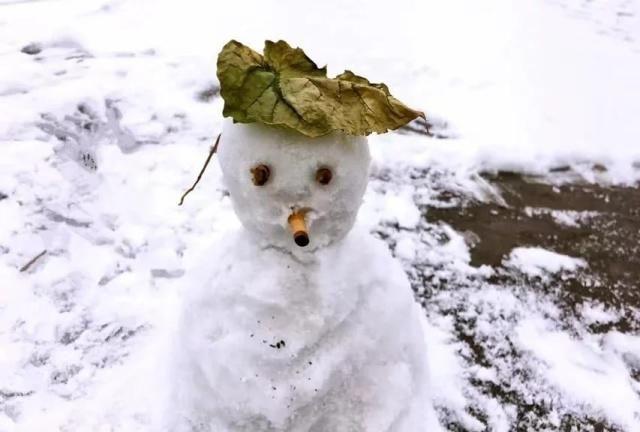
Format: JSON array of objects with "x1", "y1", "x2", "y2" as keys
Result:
[
  {"x1": 217, "y1": 120, "x2": 370, "y2": 253},
  {"x1": 1, "y1": 0, "x2": 640, "y2": 431},
  {"x1": 170, "y1": 121, "x2": 432, "y2": 431}
]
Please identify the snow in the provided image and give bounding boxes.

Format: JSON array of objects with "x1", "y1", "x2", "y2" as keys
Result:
[
  {"x1": 504, "y1": 247, "x2": 587, "y2": 277},
  {"x1": 218, "y1": 120, "x2": 370, "y2": 252},
  {"x1": 581, "y1": 303, "x2": 621, "y2": 326},
  {"x1": 524, "y1": 207, "x2": 601, "y2": 228},
  {"x1": 172, "y1": 227, "x2": 432, "y2": 431},
  {"x1": 1, "y1": 0, "x2": 639, "y2": 430},
  {"x1": 2, "y1": 0, "x2": 639, "y2": 182},
  {"x1": 382, "y1": 188, "x2": 422, "y2": 230},
  {"x1": 174, "y1": 119, "x2": 431, "y2": 430},
  {"x1": 516, "y1": 317, "x2": 640, "y2": 430},
  {"x1": 423, "y1": 315, "x2": 485, "y2": 432}
]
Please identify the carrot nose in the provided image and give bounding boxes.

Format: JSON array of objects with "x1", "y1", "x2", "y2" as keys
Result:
[{"x1": 288, "y1": 211, "x2": 309, "y2": 247}]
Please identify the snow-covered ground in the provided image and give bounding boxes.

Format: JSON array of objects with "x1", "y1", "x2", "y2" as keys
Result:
[{"x1": 1, "y1": 0, "x2": 639, "y2": 431}]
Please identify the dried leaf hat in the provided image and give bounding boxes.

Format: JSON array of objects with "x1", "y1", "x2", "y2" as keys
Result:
[{"x1": 217, "y1": 40, "x2": 423, "y2": 138}]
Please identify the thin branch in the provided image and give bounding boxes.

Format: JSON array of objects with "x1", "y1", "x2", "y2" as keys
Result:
[
  {"x1": 178, "y1": 133, "x2": 221, "y2": 206},
  {"x1": 20, "y1": 250, "x2": 47, "y2": 272}
]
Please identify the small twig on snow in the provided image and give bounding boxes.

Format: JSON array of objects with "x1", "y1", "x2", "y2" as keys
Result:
[
  {"x1": 19, "y1": 250, "x2": 47, "y2": 272},
  {"x1": 178, "y1": 133, "x2": 221, "y2": 206}
]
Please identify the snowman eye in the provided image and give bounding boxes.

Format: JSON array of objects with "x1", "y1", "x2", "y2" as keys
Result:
[
  {"x1": 315, "y1": 167, "x2": 333, "y2": 185},
  {"x1": 251, "y1": 164, "x2": 271, "y2": 186}
]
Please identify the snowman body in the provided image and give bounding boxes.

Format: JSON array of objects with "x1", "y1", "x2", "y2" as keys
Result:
[{"x1": 171, "y1": 121, "x2": 431, "y2": 431}]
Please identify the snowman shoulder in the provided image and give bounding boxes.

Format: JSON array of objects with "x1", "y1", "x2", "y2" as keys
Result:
[
  {"x1": 181, "y1": 229, "x2": 253, "y2": 297},
  {"x1": 325, "y1": 225, "x2": 412, "y2": 290}
]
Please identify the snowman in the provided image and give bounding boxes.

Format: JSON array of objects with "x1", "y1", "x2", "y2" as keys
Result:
[{"x1": 170, "y1": 40, "x2": 435, "y2": 432}]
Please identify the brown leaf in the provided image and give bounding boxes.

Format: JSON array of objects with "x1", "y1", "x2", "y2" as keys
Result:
[{"x1": 216, "y1": 40, "x2": 424, "y2": 138}]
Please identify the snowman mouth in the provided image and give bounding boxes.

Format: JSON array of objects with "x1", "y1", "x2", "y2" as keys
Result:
[{"x1": 287, "y1": 209, "x2": 311, "y2": 247}]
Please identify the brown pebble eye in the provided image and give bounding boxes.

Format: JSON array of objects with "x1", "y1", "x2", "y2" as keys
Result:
[
  {"x1": 316, "y1": 167, "x2": 333, "y2": 185},
  {"x1": 251, "y1": 164, "x2": 270, "y2": 186}
]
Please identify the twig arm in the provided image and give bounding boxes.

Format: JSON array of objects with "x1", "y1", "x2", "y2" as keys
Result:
[{"x1": 178, "y1": 133, "x2": 221, "y2": 206}]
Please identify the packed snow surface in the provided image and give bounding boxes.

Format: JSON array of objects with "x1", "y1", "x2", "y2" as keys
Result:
[
  {"x1": 171, "y1": 227, "x2": 433, "y2": 431},
  {"x1": 168, "y1": 120, "x2": 431, "y2": 431},
  {"x1": 1, "y1": 0, "x2": 640, "y2": 431},
  {"x1": 218, "y1": 120, "x2": 370, "y2": 253}
]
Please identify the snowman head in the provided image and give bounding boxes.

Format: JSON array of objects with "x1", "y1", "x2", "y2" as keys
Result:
[
  {"x1": 212, "y1": 40, "x2": 423, "y2": 251},
  {"x1": 218, "y1": 119, "x2": 370, "y2": 251}
]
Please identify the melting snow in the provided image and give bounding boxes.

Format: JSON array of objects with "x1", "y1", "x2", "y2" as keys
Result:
[{"x1": 504, "y1": 247, "x2": 587, "y2": 277}]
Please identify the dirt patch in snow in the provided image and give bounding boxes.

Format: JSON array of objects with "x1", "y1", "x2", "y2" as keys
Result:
[
  {"x1": 428, "y1": 172, "x2": 640, "y2": 319},
  {"x1": 377, "y1": 169, "x2": 640, "y2": 431}
]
